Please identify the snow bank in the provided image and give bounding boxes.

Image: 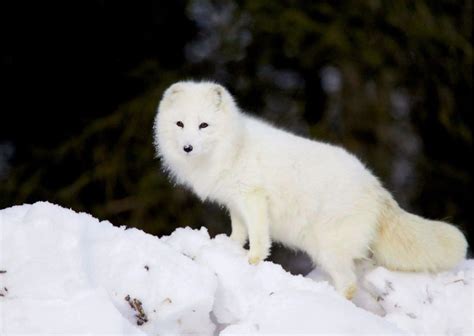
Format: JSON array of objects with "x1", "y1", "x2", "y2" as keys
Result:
[{"x1": 0, "y1": 202, "x2": 472, "y2": 335}]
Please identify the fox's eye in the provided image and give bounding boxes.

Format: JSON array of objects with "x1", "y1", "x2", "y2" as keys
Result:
[
  {"x1": 176, "y1": 121, "x2": 184, "y2": 128},
  {"x1": 199, "y1": 122, "x2": 209, "y2": 129}
]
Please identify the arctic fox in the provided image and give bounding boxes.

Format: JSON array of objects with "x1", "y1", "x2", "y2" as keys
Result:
[{"x1": 153, "y1": 80, "x2": 468, "y2": 299}]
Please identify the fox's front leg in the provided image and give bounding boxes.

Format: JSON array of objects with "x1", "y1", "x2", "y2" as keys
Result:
[
  {"x1": 239, "y1": 189, "x2": 271, "y2": 265},
  {"x1": 229, "y1": 210, "x2": 248, "y2": 247}
]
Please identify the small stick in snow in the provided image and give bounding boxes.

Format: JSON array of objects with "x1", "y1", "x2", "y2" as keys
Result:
[
  {"x1": 446, "y1": 278, "x2": 466, "y2": 285},
  {"x1": 0, "y1": 270, "x2": 6, "y2": 274},
  {"x1": 125, "y1": 295, "x2": 148, "y2": 325}
]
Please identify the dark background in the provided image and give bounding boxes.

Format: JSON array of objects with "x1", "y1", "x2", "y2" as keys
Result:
[{"x1": 1, "y1": 0, "x2": 472, "y2": 273}]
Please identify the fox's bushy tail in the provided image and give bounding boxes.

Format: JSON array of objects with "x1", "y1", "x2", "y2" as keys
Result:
[{"x1": 372, "y1": 196, "x2": 468, "y2": 272}]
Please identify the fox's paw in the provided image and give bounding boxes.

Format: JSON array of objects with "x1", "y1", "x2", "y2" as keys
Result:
[
  {"x1": 248, "y1": 253, "x2": 262, "y2": 265},
  {"x1": 343, "y1": 283, "x2": 357, "y2": 300},
  {"x1": 247, "y1": 248, "x2": 269, "y2": 265}
]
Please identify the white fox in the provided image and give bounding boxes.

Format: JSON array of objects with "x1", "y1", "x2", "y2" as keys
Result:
[{"x1": 154, "y1": 80, "x2": 468, "y2": 299}]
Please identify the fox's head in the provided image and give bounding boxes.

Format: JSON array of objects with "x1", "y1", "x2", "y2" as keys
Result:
[{"x1": 154, "y1": 81, "x2": 241, "y2": 181}]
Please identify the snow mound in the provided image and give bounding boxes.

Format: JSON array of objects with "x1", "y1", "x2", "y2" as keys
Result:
[{"x1": 0, "y1": 202, "x2": 472, "y2": 335}]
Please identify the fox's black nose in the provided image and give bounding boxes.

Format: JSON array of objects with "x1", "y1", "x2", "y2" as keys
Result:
[{"x1": 183, "y1": 145, "x2": 193, "y2": 153}]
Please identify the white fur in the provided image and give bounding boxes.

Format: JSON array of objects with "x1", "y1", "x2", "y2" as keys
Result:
[{"x1": 154, "y1": 81, "x2": 468, "y2": 299}]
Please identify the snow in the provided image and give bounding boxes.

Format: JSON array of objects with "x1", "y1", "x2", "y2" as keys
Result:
[
  {"x1": 363, "y1": 262, "x2": 474, "y2": 335},
  {"x1": 0, "y1": 202, "x2": 472, "y2": 335}
]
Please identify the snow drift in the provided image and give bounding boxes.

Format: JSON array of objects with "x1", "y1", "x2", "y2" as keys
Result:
[{"x1": 0, "y1": 202, "x2": 472, "y2": 335}]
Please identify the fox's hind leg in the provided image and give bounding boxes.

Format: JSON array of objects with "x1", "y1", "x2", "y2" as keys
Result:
[
  {"x1": 306, "y1": 213, "x2": 376, "y2": 299},
  {"x1": 316, "y1": 252, "x2": 358, "y2": 299}
]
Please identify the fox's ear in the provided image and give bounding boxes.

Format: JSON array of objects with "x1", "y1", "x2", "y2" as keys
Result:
[
  {"x1": 159, "y1": 82, "x2": 184, "y2": 109},
  {"x1": 209, "y1": 83, "x2": 236, "y2": 112},
  {"x1": 163, "y1": 83, "x2": 184, "y2": 99},
  {"x1": 211, "y1": 84, "x2": 224, "y2": 108}
]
